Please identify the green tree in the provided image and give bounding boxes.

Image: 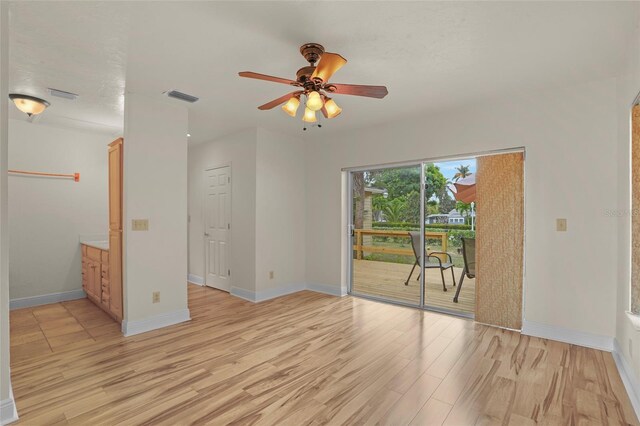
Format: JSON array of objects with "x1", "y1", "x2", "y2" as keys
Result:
[
  {"x1": 371, "y1": 168, "x2": 420, "y2": 200},
  {"x1": 455, "y1": 201, "x2": 472, "y2": 218},
  {"x1": 453, "y1": 165, "x2": 471, "y2": 182},
  {"x1": 424, "y1": 164, "x2": 447, "y2": 201},
  {"x1": 427, "y1": 200, "x2": 440, "y2": 215},
  {"x1": 436, "y1": 186, "x2": 456, "y2": 213},
  {"x1": 383, "y1": 198, "x2": 405, "y2": 223}
]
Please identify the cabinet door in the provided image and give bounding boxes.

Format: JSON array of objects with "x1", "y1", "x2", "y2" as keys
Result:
[
  {"x1": 82, "y1": 258, "x2": 88, "y2": 292},
  {"x1": 108, "y1": 140, "x2": 122, "y2": 231},
  {"x1": 86, "y1": 260, "x2": 96, "y2": 299},
  {"x1": 109, "y1": 230, "x2": 123, "y2": 320},
  {"x1": 93, "y1": 262, "x2": 103, "y2": 300}
]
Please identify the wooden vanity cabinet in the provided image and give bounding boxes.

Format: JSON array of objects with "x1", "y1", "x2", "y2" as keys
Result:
[
  {"x1": 81, "y1": 137, "x2": 124, "y2": 323},
  {"x1": 82, "y1": 244, "x2": 120, "y2": 321}
]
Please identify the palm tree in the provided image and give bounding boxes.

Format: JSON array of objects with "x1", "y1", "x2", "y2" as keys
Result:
[
  {"x1": 453, "y1": 165, "x2": 471, "y2": 182},
  {"x1": 383, "y1": 200, "x2": 404, "y2": 223}
]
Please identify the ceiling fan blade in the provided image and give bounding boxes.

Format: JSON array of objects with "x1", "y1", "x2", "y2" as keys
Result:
[
  {"x1": 257, "y1": 91, "x2": 302, "y2": 110},
  {"x1": 311, "y1": 52, "x2": 347, "y2": 82},
  {"x1": 239, "y1": 71, "x2": 297, "y2": 86},
  {"x1": 329, "y1": 83, "x2": 388, "y2": 99}
]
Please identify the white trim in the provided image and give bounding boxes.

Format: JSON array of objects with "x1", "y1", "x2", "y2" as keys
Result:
[
  {"x1": 122, "y1": 309, "x2": 190, "y2": 337},
  {"x1": 230, "y1": 282, "x2": 345, "y2": 303},
  {"x1": 10, "y1": 289, "x2": 85, "y2": 310},
  {"x1": 626, "y1": 311, "x2": 640, "y2": 331},
  {"x1": 307, "y1": 282, "x2": 347, "y2": 297},
  {"x1": 229, "y1": 286, "x2": 256, "y2": 302},
  {"x1": 521, "y1": 320, "x2": 614, "y2": 351},
  {"x1": 613, "y1": 339, "x2": 640, "y2": 421},
  {"x1": 187, "y1": 274, "x2": 204, "y2": 286},
  {"x1": 230, "y1": 283, "x2": 306, "y2": 303},
  {"x1": 0, "y1": 386, "x2": 18, "y2": 425}
]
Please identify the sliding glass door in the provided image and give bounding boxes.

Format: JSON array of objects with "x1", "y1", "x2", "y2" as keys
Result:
[{"x1": 348, "y1": 159, "x2": 479, "y2": 318}]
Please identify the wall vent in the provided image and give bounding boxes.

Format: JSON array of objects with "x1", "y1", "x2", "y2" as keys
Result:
[
  {"x1": 166, "y1": 90, "x2": 199, "y2": 103},
  {"x1": 48, "y1": 88, "x2": 78, "y2": 100}
]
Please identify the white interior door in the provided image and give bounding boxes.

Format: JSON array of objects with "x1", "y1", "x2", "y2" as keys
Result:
[{"x1": 204, "y1": 166, "x2": 231, "y2": 291}]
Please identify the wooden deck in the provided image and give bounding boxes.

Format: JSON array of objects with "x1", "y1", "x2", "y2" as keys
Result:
[{"x1": 352, "y1": 259, "x2": 475, "y2": 315}]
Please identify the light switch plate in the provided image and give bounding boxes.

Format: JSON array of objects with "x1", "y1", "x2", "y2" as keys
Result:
[
  {"x1": 132, "y1": 219, "x2": 149, "y2": 231},
  {"x1": 556, "y1": 218, "x2": 567, "y2": 232}
]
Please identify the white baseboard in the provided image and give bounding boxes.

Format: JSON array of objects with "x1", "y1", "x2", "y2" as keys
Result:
[
  {"x1": 613, "y1": 339, "x2": 640, "y2": 421},
  {"x1": 10, "y1": 289, "x2": 86, "y2": 310},
  {"x1": 0, "y1": 386, "x2": 18, "y2": 425},
  {"x1": 229, "y1": 282, "x2": 345, "y2": 303},
  {"x1": 306, "y1": 282, "x2": 347, "y2": 297},
  {"x1": 229, "y1": 286, "x2": 256, "y2": 302},
  {"x1": 122, "y1": 309, "x2": 191, "y2": 337},
  {"x1": 521, "y1": 320, "x2": 614, "y2": 352},
  {"x1": 230, "y1": 283, "x2": 307, "y2": 303},
  {"x1": 187, "y1": 274, "x2": 204, "y2": 286}
]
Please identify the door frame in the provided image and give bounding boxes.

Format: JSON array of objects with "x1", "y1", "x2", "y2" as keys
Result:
[
  {"x1": 203, "y1": 162, "x2": 232, "y2": 291},
  {"x1": 344, "y1": 147, "x2": 526, "y2": 323}
]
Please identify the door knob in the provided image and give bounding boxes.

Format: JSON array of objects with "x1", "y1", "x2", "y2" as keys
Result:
[{"x1": 204, "y1": 233, "x2": 210, "y2": 237}]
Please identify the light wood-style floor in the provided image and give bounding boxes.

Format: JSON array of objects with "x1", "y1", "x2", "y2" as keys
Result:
[
  {"x1": 352, "y1": 259, "x2": 475, "y2": 315},
  {"x1": 10, "y1": 284, "x2": 638, "y2": 425}
]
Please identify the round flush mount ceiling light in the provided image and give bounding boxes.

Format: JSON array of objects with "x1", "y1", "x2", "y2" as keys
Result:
[{"x1": 8, "y1": 94, "x2": 50, "y2": 117}]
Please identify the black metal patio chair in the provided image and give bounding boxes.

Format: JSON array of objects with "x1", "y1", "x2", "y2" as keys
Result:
[
  {"x1": 454, "y1": 237, "x2": 475, "y2": 303},
  {"x1": 404, "y1": 231, "x2": 456, "y2": 292}
]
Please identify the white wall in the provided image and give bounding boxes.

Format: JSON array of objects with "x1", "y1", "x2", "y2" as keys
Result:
[
  {"x1": 255, "y1": 128, "x2": 306, "y2": 292},
  {"x1": 8, "y1": 120, "x2": 109, "y2": 300},
  {"x1": 0, "y1": 3, "x2": 14, "y2": 423},
  {"x1": 187, "y1": 127, "x2": 306, "y2": 298},
  {"x1": 188, "y1": 128, "x2": 257, "y2": 293},
  {"x1": 305, "y1": 78, "x2": 619, "y2": 339},
  {"x1": 123, "y1": 92, "x2": 189, "y2": 328}
]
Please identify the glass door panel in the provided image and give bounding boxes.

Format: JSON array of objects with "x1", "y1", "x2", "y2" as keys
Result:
[
  {"x1": 350, "y1": 164, "x2": 422, "y2": 306},
  {"x1": 423, "y1": 159, "x2": 476, "y2": 317}
]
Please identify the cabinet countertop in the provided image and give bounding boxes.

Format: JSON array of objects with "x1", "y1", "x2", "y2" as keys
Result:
[{"x1": 82, "y1": 241, "x2": 109, "y2": 251}]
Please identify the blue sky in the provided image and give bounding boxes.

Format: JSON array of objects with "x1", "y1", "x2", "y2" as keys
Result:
[{"x1": 434, "y1": 158, "x2": 476, "y2": 182}]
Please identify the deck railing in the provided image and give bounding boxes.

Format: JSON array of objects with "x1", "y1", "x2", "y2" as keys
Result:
[{"x1": 353, "y1": 229, "x2": 449, "y2": 261}]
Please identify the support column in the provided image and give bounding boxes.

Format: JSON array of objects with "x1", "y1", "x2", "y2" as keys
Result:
[{"x1": 122, "y1": 92, "x2": 190, "y2": 336}]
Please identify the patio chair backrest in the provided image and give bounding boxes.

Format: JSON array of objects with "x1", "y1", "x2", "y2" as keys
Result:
[
  {"x1": 408, "y1": 231, "x2": 424, "y2": 265},
  {"x1": 461, "y1": 238, "x2": 476, "y2": 276}
]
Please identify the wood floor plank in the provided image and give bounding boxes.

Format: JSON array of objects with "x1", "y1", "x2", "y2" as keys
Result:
[{"x1": 9, "y1": 284, "x2": 638, "y2": 425}]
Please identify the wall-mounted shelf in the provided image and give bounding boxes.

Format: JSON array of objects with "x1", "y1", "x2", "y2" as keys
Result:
[{"x1": 8, "y1": 169, "x2": 80, "y2": 182}]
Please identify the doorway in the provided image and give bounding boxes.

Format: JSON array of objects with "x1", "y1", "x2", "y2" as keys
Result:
[
  {"x1": 204, "y1": 165, "x2": 231, "y2": 292},
  {"x1": 348, "y1": 150, "x2": 524, "y2": 328}
]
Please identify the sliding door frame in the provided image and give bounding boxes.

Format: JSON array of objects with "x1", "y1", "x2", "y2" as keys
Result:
[{"x1": 345, "y1": 147, "x2": 526, "y2": 322}]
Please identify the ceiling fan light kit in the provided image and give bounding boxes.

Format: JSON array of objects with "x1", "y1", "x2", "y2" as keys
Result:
[{"x1": 239, "y1": 42, "x2": 388, "y2": 130}]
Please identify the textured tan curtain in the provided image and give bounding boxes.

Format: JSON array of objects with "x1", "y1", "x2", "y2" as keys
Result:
[
  {"x1": 475, "y1": 152, "x2": 524, "y2": 329},
  {"x1": 632, "y1": 105, "x2": 640, "y2": 314}
]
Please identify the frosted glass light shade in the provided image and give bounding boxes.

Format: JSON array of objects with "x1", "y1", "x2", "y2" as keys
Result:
[
  {"x1": 306, "y1": 91, "x2": 323, "y2": 111},
  {"x1": 302, "y1": 107, "x2": 317, "y2": 123},
  {"x1": 9, "y1": 94, "x2": 50, "y2": 117}
]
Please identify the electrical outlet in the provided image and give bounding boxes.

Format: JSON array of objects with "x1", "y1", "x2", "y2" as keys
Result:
[
  {"x1": 152, "y1": 291, "x2": 160, "y2": 303},
  {"x1": 132, "y1": 219, "x2": 149, "y2": 231},
  {"x1": 556, "y1": 218, "x2": 567, "y2": 232},
  {"x1": 269, "y1": 271, "x2": 274, "y2": 280}
]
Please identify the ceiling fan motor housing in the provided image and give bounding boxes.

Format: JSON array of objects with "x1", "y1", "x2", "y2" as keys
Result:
[
  {"x1": 300, "y1": 43, "x2": 325, "y2": 65},
  {"x1": 296, "y1": 66, "x2": 316, "y2": 83}
]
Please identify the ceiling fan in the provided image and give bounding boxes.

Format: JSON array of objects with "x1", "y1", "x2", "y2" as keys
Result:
[{"x1": 239, "y1": 43, "x2": 388, "y2": 126}]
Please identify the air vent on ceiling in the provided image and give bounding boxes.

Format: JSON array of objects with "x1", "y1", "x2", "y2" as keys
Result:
[
  {"x1": 166, "y1": 90, "x2": 199, "y2": 103},
  {"x1": 48, "y1": 88, "x2": 78, "y2": 100}
]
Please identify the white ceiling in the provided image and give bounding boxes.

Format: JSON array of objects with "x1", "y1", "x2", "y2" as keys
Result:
[{"x1": 8, "y1": 1, "x2": 639, "y2": 143}]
